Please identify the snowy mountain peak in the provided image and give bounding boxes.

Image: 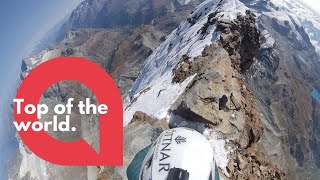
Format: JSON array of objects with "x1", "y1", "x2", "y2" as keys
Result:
[{"x1": 243, "y1": 0, "x2": 320, "y2": 53}]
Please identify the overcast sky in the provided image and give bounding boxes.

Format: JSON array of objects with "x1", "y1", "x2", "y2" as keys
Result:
[{"x1": 297, "y1": 0, "x2": 320, "y2": 14}]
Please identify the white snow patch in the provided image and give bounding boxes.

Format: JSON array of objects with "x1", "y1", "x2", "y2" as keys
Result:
[
  {"x1": 203, "y1": 128, "x2": 232, "y2": 176},
  {"x1": 41, "y1": 49, "x2": 61, "y2": 62},
  {"x1": 124, "y1": 74, "x2": 196, "y2": 125},
  {"x1": 18, "y1": 144, "x2": 48, "y2": 180},
  {"x1": 260, "y1": 29, "x2": 275, "y2": 48}
]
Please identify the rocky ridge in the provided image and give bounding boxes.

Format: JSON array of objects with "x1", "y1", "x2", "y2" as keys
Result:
[
  {"x1": 123, "y1": 0, "x2": 285, "y2": 179},
  {"x1": 10, "y1": 0, "x2": 320, "y2": 179}
]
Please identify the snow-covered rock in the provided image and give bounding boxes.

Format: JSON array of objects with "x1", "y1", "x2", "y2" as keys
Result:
[
  {"x1": 125, "y1": 0, "x2": 248, "y2": 124},
  {"x1": 244, "y1": 0, "x2": 320, "y2": 53}
]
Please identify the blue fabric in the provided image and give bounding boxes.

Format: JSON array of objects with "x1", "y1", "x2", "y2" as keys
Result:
[
  {"x1": 215, "y1": 163, "x2": 220, "y2": 180},
  {"x1": 311, "y1": 88, "x2": 320, "y2": 102},
  {"x1": 127, "y1": 146, "x2": 151, "y2": 180}
]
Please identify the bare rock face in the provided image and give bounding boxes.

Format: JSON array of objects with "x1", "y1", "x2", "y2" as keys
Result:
[
  {"x1": 227, "y1": 147, "x2": 285, "y2": 179},
  {"x1": 110, "y1": 26, "x2": 167, "y2": 95},
  {"x1": 171, "y1": 43, "x2": 264, "y2": 146},
  {"x1": 170, "y1": 43, "x2": 282, "y2": 178},
  {"x1": 171, "y1": 45, "x2": 243, "y2": 129},
  {"x1": 172, "y1": 54, "x2": 193, "y2": 83},
  {"x1": 97, "y1": 170, "x2": 108, "y2": 180}
]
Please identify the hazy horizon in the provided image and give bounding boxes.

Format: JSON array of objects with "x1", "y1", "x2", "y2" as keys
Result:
[
  {"x1": 0, "y1": 0, "x2": 82, "y2": 111},
  {"x1": 0, "y1": 0, "x2": 82, "y2": 178}
]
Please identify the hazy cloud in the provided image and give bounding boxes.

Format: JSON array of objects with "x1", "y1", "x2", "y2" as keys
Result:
[{"x1": 296, "y1": 0, "x2": 320, "y2": 14}]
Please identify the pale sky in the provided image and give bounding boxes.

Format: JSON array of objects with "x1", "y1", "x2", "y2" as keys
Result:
[
  {"x1": 297, "y1": 0, "x2": 320, "y2": 15},
  {"x1": 0, "y1": 0, "x2": 82, "y2": 111},
  {"x1": 0, "y1": 1, "x2": 82, "y2": 179}
]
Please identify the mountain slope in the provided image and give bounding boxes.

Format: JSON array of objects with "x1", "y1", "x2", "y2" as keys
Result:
[
  {"x1": 239, "y1": 0, "x2": 320, "y2": 178},
  {"x1": 123, "y1": 0, "x2": 320, "y2": 179},
  {"x1": 11, "y1": 0, "x2": 205, "y2": 179},
  {"x1": 10, "y1": 0, "x2": 320, "y2": 179},
  {"x1": 63, "y1": 0, "x2": 202, "y2": 29}
]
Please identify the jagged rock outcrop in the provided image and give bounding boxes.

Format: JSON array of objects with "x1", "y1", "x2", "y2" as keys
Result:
[
  {"x1": 227, "y1": 147, "x2": 285, "y2": 179},
  {"x1": 171, "y1": 42, "x2": 278, "y2": 179},
  {"x1": 218, "y1": 10, "x2": 260, "y2": 73},
  {"x1": 171, "y1": 10, "x2": 264, "y2": 149},
  {"x1": 171, "y1": 44, "x2": 249, "y2": 129}
]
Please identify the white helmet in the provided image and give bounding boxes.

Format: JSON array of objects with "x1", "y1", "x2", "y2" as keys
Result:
[{"x1": 139, "y1": 128, "x2": 219, "y2": 180}]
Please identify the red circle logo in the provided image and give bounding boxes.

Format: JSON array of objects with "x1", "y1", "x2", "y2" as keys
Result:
[{"x1": 14, "y1": 57, "x2": 123, "y2": 166}]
